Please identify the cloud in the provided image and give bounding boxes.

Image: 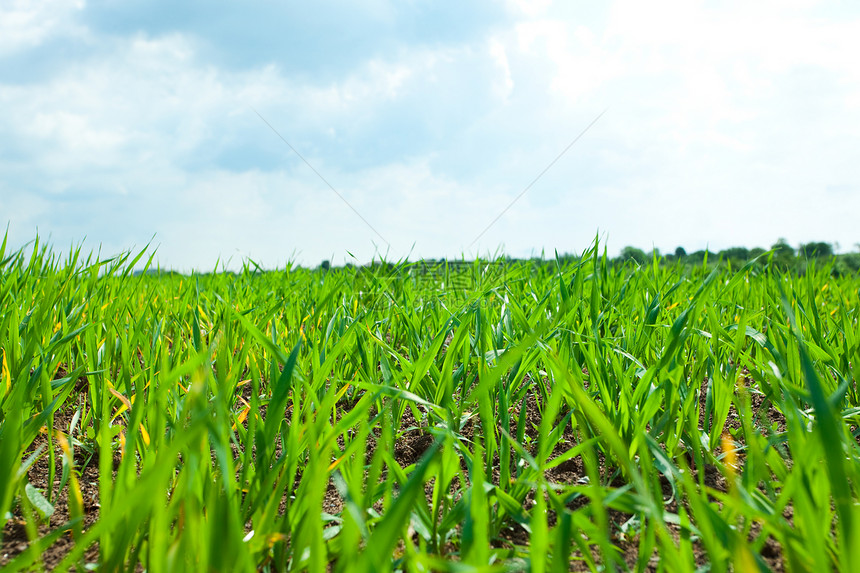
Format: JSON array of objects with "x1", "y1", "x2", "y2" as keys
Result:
[
  {"x1": 3, "y1": 1, "x2": 860, "y2": 268},
  {"x1": 0, "y1": 0, "x2": 86, "y2": 56},
  {"x1": 0, "y1": 24, "x2": 523, "y2": 267},
  {"x1": 491, "y1": 0, "x2": 860, "y2": 253}
]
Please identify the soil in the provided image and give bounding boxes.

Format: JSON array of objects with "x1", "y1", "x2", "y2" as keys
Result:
[{"x1": 1, "y1": 409, "x2": 105, "y2": 570}]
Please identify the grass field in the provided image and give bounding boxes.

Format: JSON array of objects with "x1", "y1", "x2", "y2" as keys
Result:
[{"x1": 2, "y1": 236, "x2": 860, "y2": 571}]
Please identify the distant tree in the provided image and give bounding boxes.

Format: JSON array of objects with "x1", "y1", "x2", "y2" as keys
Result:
[
  {"x1": 620, "y1": 246, "x2": 647, "y2": 265},
  {"x1": 843, "y1": 253, "x2": 860, "y2": 272},
  {"x1": 799, "y1": 242, "x2": 833, "y2": 258},
  {"x1": 674, "y1": 246, "x2": 687, "y2": 258},
  {"x1": 770, "y1": 238, "x2": 796, "y2": 269},
  {"x1": 720, "y1": 247, "x2": 750, "y2": 262},
  {"x1": 686, "y1": 250, "x2": 709, "y2": 264},
  {"x1": 771, "y1": 238, "x2": 794, "y2": 257},
  {"x1": 832, "y1": 253, "x2": 860, "y2": 276},
  {"x1": 320, "y1": 260, "x2": 331, "y2": 271},
  {"x1": 749, "y1": 247, "x2": 766, "y2": 259}
]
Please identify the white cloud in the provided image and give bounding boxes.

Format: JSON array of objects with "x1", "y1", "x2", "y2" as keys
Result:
[
  {"x1": 488, "y1": 38, "x2": 514, "y2": 100},
  {"x1": 247, "y1": 59, "x2": 416, "y2": 126},
  {"x1": 0, "y1": 26, "x2": 517, "y2": 265},
  {"x1": 0, "y1": 0, "x2": 86, "y2": 56}
]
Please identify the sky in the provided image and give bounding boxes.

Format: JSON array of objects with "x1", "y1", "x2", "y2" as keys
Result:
[{"x1": 2, "y1": 0, "x2": 860, "y2": 270}]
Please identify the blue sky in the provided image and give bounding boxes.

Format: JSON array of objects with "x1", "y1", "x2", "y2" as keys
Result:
[{"x1": 2, "y1": 0, "x2": 860, "y2": 269}]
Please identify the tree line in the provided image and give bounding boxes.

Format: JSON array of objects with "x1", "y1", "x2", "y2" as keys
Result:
[
  {"x1": 311, "y1": 239, "x2": 859, "y2": 276},
  {"x1": 618, "y1": 239, "x2": 860, "y2": 274}
]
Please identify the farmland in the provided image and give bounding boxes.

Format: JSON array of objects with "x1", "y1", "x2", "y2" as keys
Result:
[{"x1": 2, "y1": 238, "x2": 860, "y2": 572}]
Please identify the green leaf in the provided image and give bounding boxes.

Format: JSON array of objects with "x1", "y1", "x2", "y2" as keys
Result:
[{"x1": 24, "y1": 483, "x2": 54, "y2": 519}]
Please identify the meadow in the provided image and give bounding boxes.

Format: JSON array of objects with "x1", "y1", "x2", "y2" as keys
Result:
[{"x1": 1, "y1": 236, "x2": 859, "y2": 571}]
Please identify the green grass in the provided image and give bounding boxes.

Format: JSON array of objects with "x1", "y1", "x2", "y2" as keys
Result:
[{"x1": 1, "y1": 236, "x2": 860, "y2": 571}]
